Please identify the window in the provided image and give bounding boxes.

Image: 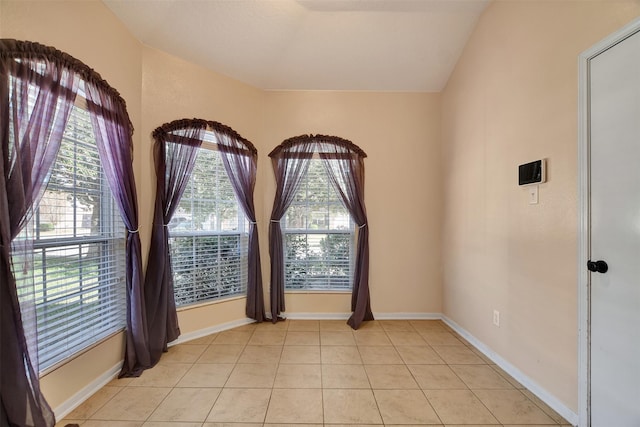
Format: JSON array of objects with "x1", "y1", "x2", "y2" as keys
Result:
[
  {"x1": 168, "y1": 142, "x2": 248, "y2": 306},
  {"x1": 282, "y1": 159, "x2": 354, "y2": 290},
  {"x1": 13, "y1": 99, "x2": 126, "y2": 372}
]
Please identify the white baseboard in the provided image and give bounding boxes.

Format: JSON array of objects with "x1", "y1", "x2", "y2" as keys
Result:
[
  {"x1": 54, "y1": 361, "x2": 122, "y2": 421},
  {"x1": 281, "y1": 312, "x2": 350, "y2": 320},
  {"x1": 169, "y1": 317, "x2": 256, "y2": 346},
  {"x1": 278, "y1": 312, "x2": 441, "y2": 320},
  {"x1": 442, "y1": 315, "x2": 578, "y2": 427},
  {"x1": 373, "y1": 312, "x2": 441, "y2": 320}
]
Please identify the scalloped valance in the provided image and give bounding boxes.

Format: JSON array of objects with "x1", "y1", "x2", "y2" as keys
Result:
[
  {"x1": 152, "y1": 118, "x2": 257, "y2": 155},
  {"x1": 1, "y1": 39, "x2": 133, "y2": 134},
  {"x1": 269, "y1": 134, "x2": 367, "y2": 158}
]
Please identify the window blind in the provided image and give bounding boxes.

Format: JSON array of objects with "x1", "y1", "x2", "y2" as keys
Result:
[
  {"x1": 13, "y1": 103, "x2": 126, "y2": 372},
  {"x1": 168, "y1": 144, "x2": 249, "y2": 306},
  {"x1": 282, "y1": 159, "x2": 354, "y2": 291}
]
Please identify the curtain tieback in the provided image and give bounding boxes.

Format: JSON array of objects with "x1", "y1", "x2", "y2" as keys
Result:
[
  {"x1": 249, "y1": 221, "x2": 257, "y2": 225},
  {"x1": 358, "y1": 223, "x2": 367, "y2": 229},
  {"x1": 270, "y1": 219, "x2": 280, "y2": 223},
  {"x1": 128, "y1": 228, "x2": 139, "y2": 234}
]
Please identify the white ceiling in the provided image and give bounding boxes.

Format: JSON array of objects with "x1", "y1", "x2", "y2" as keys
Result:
[{"x1": 103, "y1": 0, "x2": 489, "y2": 92}]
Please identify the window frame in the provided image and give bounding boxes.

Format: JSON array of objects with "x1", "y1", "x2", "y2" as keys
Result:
[
  {"x1": 13, "y1": 93, "x2": 127, "y2": 374},
  {"x1": 281, "y1": 158, "x2": 356, "y2": 292},
  {"x1": 166, "y1": 138, "x2": 250, "y2": 307}
]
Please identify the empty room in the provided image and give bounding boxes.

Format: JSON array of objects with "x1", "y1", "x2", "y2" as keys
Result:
[{"x1": 1, "y1": 1, "x2": 639, "y2": 426}]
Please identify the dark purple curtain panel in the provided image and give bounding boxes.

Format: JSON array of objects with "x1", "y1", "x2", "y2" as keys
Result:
[
  {"x1": 318, "y1": 138, "x2": 373, "y2": 329},
  {"x1": 269, "y1": 135, "x2": 372, "y2": 329},
  {"x1": 1, "y1": 39, "x2": 82, "y2": 427},
  {"x1": 142, "y1": 120, "x2": 205, "y2": 371},
  {"x1": 216, "y1": 126, "x2": 265, "y2": 322},
  {"x1": 267, "y1": 138, "x2": 315, "y2": 322},
  {"x1": 84, "y1": 82, "x2": 147, "y2": 378}
]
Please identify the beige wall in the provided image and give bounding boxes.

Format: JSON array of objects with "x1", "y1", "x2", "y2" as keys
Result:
[
  {"x1": 440, "y1": 0, "x2": 640, "y2": 411},
  {"x1": 262, "y1": 91, "x2": 443, "y2": 315},
  {"x1": 0, "y1": 0, "x2": 143, "y2": 410}
]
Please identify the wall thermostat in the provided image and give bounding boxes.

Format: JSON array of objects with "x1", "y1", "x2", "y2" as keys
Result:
[{"x1": 518, "y1": 159, "x2": 545, "y2": 186}]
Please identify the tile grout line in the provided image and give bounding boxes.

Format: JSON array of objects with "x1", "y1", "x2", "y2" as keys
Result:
[
  {"x1": 354, "y1": 335, "x2": 384, "y2": 425},
  {"x1": 440, "y1": 347, "x2": 493, "y2": 421},
  {"x1": 432, "y1": 327, "x2": 506, "y2": 425},
  {"x1": 388, "y1": 322, "x2": 446, "y2": 426},
  {"x1": 201, "y1": 328, "x2": 250, "y2": 423},
  {"x1": 263, "y1": 319, "x2": 290, "y2": 425}
]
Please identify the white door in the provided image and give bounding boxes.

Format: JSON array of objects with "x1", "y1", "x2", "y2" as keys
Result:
[{"x1": 589, "y1": 28, "x2": 640, "y2": 426}]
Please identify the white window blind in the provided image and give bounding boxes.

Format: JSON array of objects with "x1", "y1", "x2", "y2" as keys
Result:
[
  {"x1": 168, "y1": 143, "x2": 248, "y2": 306},
  {"x1": 282, "y1": 159, "x2": 354, "y2": 291},
  {"x1": 13, "y1": 102, "x2": 126, "y2": 372}
]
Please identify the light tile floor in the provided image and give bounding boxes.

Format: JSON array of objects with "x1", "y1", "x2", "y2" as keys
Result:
[{"x1": 58, "y1": 319, "x2": 572, "y2": 427}]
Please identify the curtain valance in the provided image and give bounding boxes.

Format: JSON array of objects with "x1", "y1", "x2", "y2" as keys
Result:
[{"x1": 269, "y1": 134, "x2": 367, "y2": 158}]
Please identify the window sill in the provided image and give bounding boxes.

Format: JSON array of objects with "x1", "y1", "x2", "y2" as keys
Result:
[{"x1": 284, "y1": 290, "x2": 352, "y2": 294}]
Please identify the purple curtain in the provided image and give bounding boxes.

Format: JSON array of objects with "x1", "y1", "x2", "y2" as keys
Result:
[
  {"x1": 318, "y1": 138, "x2": 373, "y2": 329},
  {"x1": 84, "y1": 82, "x2": 147, "y2": 378},
  {"x1": 267, "y1": 137, "x2": 315, "y2": 321},
  {"x1": 269, "y1": 135, "x2": 372, "y2": 328},
  {"x1": 1, "y1": 40, "x2": 81, "y2": 427},
  {"x1": 215, "y1": 123, "x2": 265, "y2": 322},
  {"x1": 140, "y1": 120, "x2": 206, "y2": 372}
]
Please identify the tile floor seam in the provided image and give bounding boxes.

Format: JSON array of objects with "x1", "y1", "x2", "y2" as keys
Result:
[
  {"x1": 371, "y1": 389, "x2": 395, "y2": 425},
  {"x1": 262, "y1": 386, "x2": 273, "y2": 424},
  {"x1": 520, "y1": 388, "x2": 566, "y2": 424},
  {"x1": 444, "y1": 354, "x2": 502, "y2": 425},
  {"x1": 446, "y1": 362, "x2": 472, "y2": 390},
  {"x1": 468, "y1": 387, "x2": 560, "y2": 426},
  {"x1": 69, "y1": 384, "x2": 123, "y2": 420},
  {"x1": 145, "y1": 386, "x2": 173, "y2": 423},
  {"x1": 379, "y1": 327, "x2": 443, "y2": 426},
  {"x1": 202, "y1": 381, "x2": 223, "y2": 423},
  {"x1": 410, "y1": 344, "x2": 470, "y2": 425},
  {"x1": 355, "y1": 341, "x2": 374, "y2": 390}
]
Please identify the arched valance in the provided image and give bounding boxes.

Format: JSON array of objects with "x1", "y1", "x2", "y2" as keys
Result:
[
  {"x1": 153, "y1": 118, "x2": 257, "y2": 155},
  {"x1": 1, "y1": 39, "x2": 133, "y2": 135},
  {"x1": 269, "y1": 134, "x2": 367, "y2": 158}
]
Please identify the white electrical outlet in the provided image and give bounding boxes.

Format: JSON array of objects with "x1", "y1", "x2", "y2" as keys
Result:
[{"x1": 493, "y1": 310, "x2": 500, "y2": 327}]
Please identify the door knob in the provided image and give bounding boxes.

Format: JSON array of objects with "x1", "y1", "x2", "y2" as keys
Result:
[{"x1": 587, "y1": 260, "x2": 608, "y2": 273}]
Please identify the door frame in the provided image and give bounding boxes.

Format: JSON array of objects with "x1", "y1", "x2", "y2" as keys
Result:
[{"x1": 578, "y1": 17, "x2": 640, "y2": 427}]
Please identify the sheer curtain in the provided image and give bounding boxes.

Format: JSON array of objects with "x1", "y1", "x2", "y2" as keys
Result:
[
  {"x1": 84, "y1": 81, "x2": 147, "y2": 379},
  {"x1": 1, "y1": 39, "x2": 105, "y2": 426},
  {"x1": 267, "y1": 137, "x2": 317, "y2": 322},
  {"x1": 318, "y1": 138, "x2": 373, "y2": 329},
  {"x1": 215, "y1": 123, "x2": 264, "y2": 322},
  {"x1": 268, "y1": 135, "x2": 372, "y2": 328},
  {"x1": 140, "y1": 119, "x2": 205, "y2": 373}
]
